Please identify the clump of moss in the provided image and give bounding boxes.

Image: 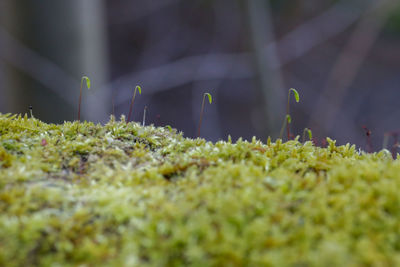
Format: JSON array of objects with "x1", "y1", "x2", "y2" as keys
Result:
[{"x1": 0, "y1": 113, "x2": 399, "y2": 266}]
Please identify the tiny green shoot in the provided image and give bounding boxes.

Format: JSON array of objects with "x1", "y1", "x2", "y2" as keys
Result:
[
  {"x1": 286, "y1": 114, "x2": 292, "y2": 124},
  {"x1": 127, "y1": 85, "x2": 142, "y2": 123},
  {"x1": 197, "y1": 92, "x2": 212, "y2": 138},
  {"x1": 291, "y1": 88, "x2": 300, "y2": 102},
  {"x1": 279, "y1": 88, "x2": 300, "y2": 140},
  {"x1": 78, "y1": 76, "x2": 91, "y2": 121},
  {"x1": 302, "y1": 128, "x2": 312, "y2": 143}
]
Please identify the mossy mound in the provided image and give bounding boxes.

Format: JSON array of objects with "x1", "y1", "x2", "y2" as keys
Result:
[{"x1": 0, "y1": 113, "x2": 399, "y2": 266}]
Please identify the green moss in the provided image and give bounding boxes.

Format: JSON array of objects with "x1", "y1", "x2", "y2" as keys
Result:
[{"x1": 0, "y1": 113, "x2": 399, "y2": 266}]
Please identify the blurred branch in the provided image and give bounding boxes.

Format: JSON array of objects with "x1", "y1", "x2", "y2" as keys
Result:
[
  {"x1": 0, "y1": 0, "x2": 387, "y2": 125},
  {"x1": 275, "y1": 0, "x2": 378, "y2": 66},
  {"x1": 308, "y1": 0, "x2": 398, "y2": 134},
  {"x1": 110, "y1": 0, "x2": 180, "y2": 25},
  {"x1": 246, "y1": 0, "x2": 285, "y2": 136},
  {"x1": 110, "y1": 0, "x2": 382, "y2": 105},
  {"x1": 189, "y1": 1, "x2": 238, "y2": 140},
  {"x1": 0, "y1": 27, "x2": 78, "y2": 106},
  {"x1": 110, "y1": 53, "x2": 253, "y2": 105}
]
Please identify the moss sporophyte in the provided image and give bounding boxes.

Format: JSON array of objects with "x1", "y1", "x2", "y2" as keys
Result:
[
  {"x1": 1, "y1": 112, "x2": 400, "y2": 266},
  {"x1": 78, "y1": 76, "x2": 91, "y2": 121},
  {"x1": 127, "y1": 85, "x2": 142, "y2": 123},
  {"x1": 197, "y1": 92, "x2": 212, "y2": 137},
  {"x1": 279, "y1": 88, "x2": 299, "y2": 141},
  {"x1": 302, "y1": 127, "x2": 312, "y2": 143}
]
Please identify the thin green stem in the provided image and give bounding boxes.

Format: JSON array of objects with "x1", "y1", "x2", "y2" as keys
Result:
[
  {"x1": 286, "y1": 91, "x2": 291, "y2": 139},
  {"x1": 78, "y1": 79, "x2": 83, "y2": 121},
  {"x1": 112, "y1": 89, "x2": 115, "y2": 118},
  {"x1": 197, "y1": 94, "x2": 206, "y2": 138},
  {"x1": 127, "y1": 86, "x2": 141, "y2": 123},
  {"x1": 78, "y1": 76, "x2": 90, "y2": 121},
  {"x1": 142, "y1": 106, "x2": 147, "y2": 126},
  {"x1": 279, "y1": 117, "x2": 287, "y2": 141},
  {"x1": 197, "y1": 93, "x2": 212, "y2": 138},
  {"x1": 279, "y1": 88, "x2": 299, "y2": 140}
]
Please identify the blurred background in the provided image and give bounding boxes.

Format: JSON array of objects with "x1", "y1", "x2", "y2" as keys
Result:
[{"x1": 1, "y1": 0, "x2": 400, "y2": 150}]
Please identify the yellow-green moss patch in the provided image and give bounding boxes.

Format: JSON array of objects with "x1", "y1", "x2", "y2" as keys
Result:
[{"x1": 0, "y1": 113, "x2": 399, "y2": 266}]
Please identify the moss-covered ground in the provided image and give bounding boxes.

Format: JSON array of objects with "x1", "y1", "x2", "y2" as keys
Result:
[{"x1": 1, "y1": 113, "x2": 400, "y2": 266}]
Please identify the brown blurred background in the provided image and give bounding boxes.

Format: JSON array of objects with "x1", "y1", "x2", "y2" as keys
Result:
[{"x1": 1, "y1": 0, "x2": 400, "y2": 150}]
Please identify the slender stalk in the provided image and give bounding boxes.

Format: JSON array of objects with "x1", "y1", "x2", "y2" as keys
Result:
[
  {"x1": 112, "y1": 89, "x2": 115, "y2": 117},
  {"x1": 302, "y1": 128, "x2": 312, "y2": 143},
  {"x1": 279, "y1": 88, "x2": 299, "y2": 140},
  {"x1": 279, "y1": 115, "x2": 289, "y2": 141},
  {"x1": 127, "y1": 86, "x2": 142, "y2": 123},
  {"x1": 197, "y1": 93, "x2": 212, "y2": 138},
  {"x1": 142, "y1": 106, "x2": 147, "y2": 126},
  {"x1": 78, "y1": 81, "x2": 83, "y2": 121},
  {"x1": 78, "y1": 76, "x2": 91, "y2": 121},
  {"x1": 362, "y1": 126, "x2": 372, "y2": 153},
  {"x1": 286, "y1": 92, "x2": 291, "y2": 140},
  {"x1": 29, "y1": 105, "x2": 33, "y2": 118}
]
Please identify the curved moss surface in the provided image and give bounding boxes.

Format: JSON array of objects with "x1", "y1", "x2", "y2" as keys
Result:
[{"x1": 0, "y1": 113, "x2": 399, "y2": 266}]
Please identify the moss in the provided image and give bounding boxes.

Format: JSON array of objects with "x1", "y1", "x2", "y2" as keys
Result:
[{"x1": 0, "y1": 113, "x2": 399, "y2": 266}]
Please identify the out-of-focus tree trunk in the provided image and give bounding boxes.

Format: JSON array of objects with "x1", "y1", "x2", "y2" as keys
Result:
[
  {"x1": 246, "y1": 0, "x2": 285, "y2": 138},
  {"x1": 0, "y1": 0, "x2": 109, "y2": 123}
]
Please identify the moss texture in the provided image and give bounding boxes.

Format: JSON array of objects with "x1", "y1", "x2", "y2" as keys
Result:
[{"x1": 0, "y1": 113, "x2": 399, "y2": 266}]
